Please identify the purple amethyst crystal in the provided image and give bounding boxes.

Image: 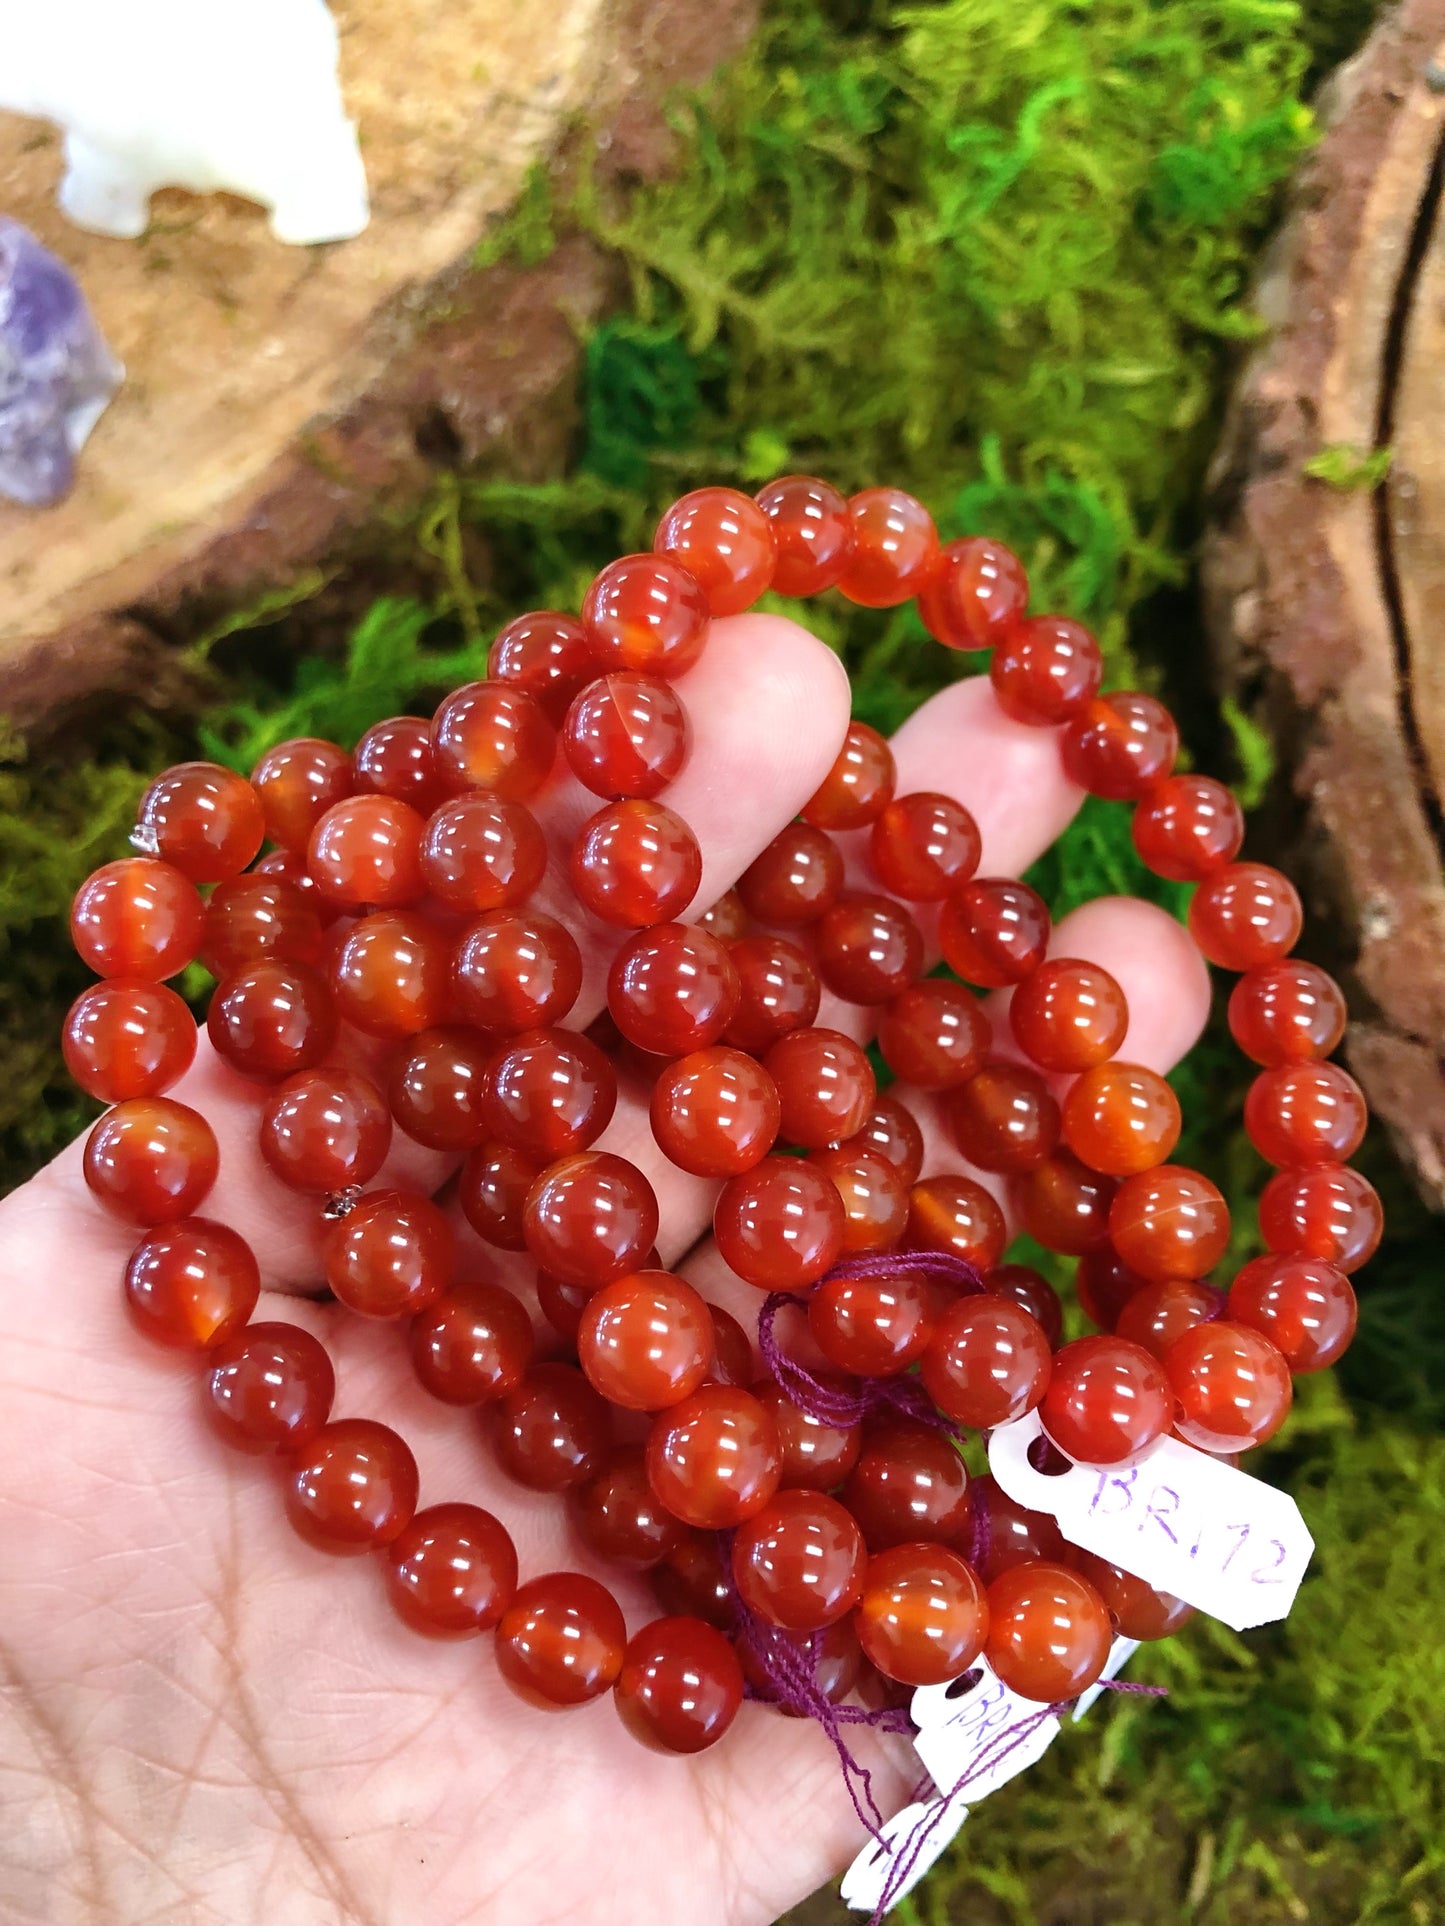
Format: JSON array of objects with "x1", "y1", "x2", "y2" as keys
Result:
[{"x1": 0, "y1": 217, "x2": 122, "y2": 507}]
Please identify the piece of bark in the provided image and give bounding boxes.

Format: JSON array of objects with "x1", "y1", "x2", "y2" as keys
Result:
[
  {"x1": 0, "y1": 0, "x2": 760, "y2": 725},
  {"x1": 1202, "y1": 0, "x2": 1445, "y2": 1206}
]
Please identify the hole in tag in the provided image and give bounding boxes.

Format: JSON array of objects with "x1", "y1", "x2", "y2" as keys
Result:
[
  {"x1": 1027, "y1": 1433, "x2": 1073, "y2": 1476},
  {"x1": 943, "y1": 1667, "x2": 983, "y2": 1700}
]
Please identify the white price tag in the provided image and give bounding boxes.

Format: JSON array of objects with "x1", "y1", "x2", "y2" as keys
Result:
[
  {"x1": 988, "y1": 1410, "x2": 1313, "y2": 1632},
  {"x1": 839, "y1": 1794, "x2": 966, "y2": 1914}
]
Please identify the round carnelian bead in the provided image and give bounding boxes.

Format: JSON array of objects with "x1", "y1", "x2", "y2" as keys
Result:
[
  {"x1": 839, "y1": 489, "x2": 939, "y2": 607},
  {"x1": 868, "y1": 792, "x2": 982, "y2": 903},
  {"x1": 654, "y1": 487, "x2": 776, "y2": 616},
  {"x1": 987, "y1": 1263, "x2": 1064, "y2": 1348},
  {"x1": 736, "y1": 824, "x2": 843, "y2": 927},
  {"x1": 453, "y1": 910, "x2": 581, "y2": 1033},
  {"x1": 389, "y1": 1026, "x2": 495, "y2": 1153},
  {"x1": 72, "y1": 858, "x2": 204, "y2": 981},
  {"x1": 488, "y1": 610, "x2": 595, "y2": 725},
  {"x1": 523, "y1": 1152, "x2": 659, "y2": 1287},
  {"x1": 286, "y1": 1419, "x2": 418, "y2": 1555},
  {"x1": 939, "y1": 878, "x2": 1050, "y2": 988},
  {"x1": 1132, "y1": 775, "x2": 1244, "y2": 882},
  {"x1": 1188, "y1": 862, "x2": 1303, "y2": 971},
  {"x1": 136, "y1": 762, "x2": 264, "y2": 883},
  {"x1": 708, "y1": 1306, "x2": 755, "y2": 1388},
  {"x1": 1165, "y1": 1320, "x2": 1292, "y2": 1452},
  {"x1": 206, "y1": 963, "x2": 336, "y2": 1081},
  {"x1": 615, "y1": 1616, "x2": 743, "y2": 1754},
  {"x1": 323, "y1": 1189, "x2": 453, "y2": 1319},
  {"x1": 124, "y1": 1217, "x2": 260, "y2": 1349},
  {"x1": 842, "y1": 1094, "x2": 925, "y2": 1186},
  {"x1": 578, "y1": 1270, "x2": 714, "y2": 1411},
  {"x1": 917, "y1": 535, "x2": 1028, "y2": 651},
  {"x1": 1039, "y1": 1334, "x2": 1172, "y2": 1465},
  {"x1": 251, "y1": 846, "x2": 335, "y2": 916},
  {"x1": 732, "y1": 1491, "x2": 866, "y2": 1632},
  {"x1": 1245, "y1": 1061, "x2": 1367, "y2": 1167},
  {"x1": 260, "y1": 1068, "x2": 391, "y2": 1191},
  {"x1": 488, "y1": 1027, "x2": 616, "y2": 1161},
  {"x1": 856, "y1": 1544, "x2": 988, "y2": 1686},
  {"x1": 458, "y1": 1142, "x2": 542, "y2": 1251},
  {"x1": 251, "y1": 738, "x2": 352, "y2": 852},
  {"x1": 493, "y1": 1362, "x2": 613, "y2": 1491},
  {"x1": 1075, "y1": 1244, "x2": 1151, "y2": 1330},
  {"x1": 842, "y1": 1420, "x2": 970, "y2": 1550},
  {"x1": 352, "y1": 715, "x2": 445, "y2": 813},
  {"x1": 384, "y1": 1502, "x2": 517, "y2": 1638},
  {"x1": 1114, "y1": 1278, "x2": 1224, "y2": 1360},
  {"x1": 573, "y1": 1448, "x2": 686, "y2": 1567},
  {"x1": 331, "y1": 911, "x2": 452, "y2": 1039},
  {"x1": 307, "y1": 794, "x2": 426, "y2": 910},
  {"x1": 724, "y1": 934, "x2": 821, "y2": 1051},
  {"x1": 496, "y1": 1572, "x2": 626, "y2": 1707},
  {"x1": 202, "y1": 1321, "x2": 334, "y2": 1455},
  {"x1": 199, "y1": 874, "x2": 324, "y2": 979},
  {"x1": 647, "y1": 1385, "x2": 782, "y2": 1529},
  {"x1": 1227, "y1": 1252, "x2": 1357, "y2": 1371},
  {"x1": 809, "y1": 1267, "x2": 935, "y2": 1377},
  {"x1": 908, "y1": 1176, "x2": 1008, "y2": 1271},
  {"x1": 713, "y1": 1155, "x2": 846, "y2": 1290},
  {"x1": 1061, "y1": 692, "x2": 1179, "y2": 800},
  {"x1": 765, "y1": 1027, "x2": 876, "y2": 1149},
  {"x1": 969, "y1": 1474, "x2": 1067, "y2": 1581},
  {"x1": 84, "y1": 1097, "x2": 218, "y2": 1224},
  {"x1": 878, "y1": 979, "x2": 988, "y2": 1091},
  {"x1": 430, "y1": 680, "x2": 556, "y2": 799},
  {"x1": 1110, "y1": 1165, "x2": 1230, "y2": 1281},
  {"x1": 1228, "y1": 959, "x2": 1346, "y2": 1067},
  {"x1": 696, "y1": 889, "x2": 747, "y2": 943},
  {"x1": 63, "y1": 980, "x2": 196, "y2": 1101},
  {"x1": 582, "y1": 554, "x2": 710, "y2": 679},
  {"x1": 570, "y1": 799, "x2": 702, "y2": 927},
  {"x1": 817, "y1": 892, "x2": 925, "y2": 1005},
  {"x1": 650, "y1": 1534, "x2": 734, "y2": 1626},
  {"x1": 754, "y1": 474, "x2": 854, "y2": 594},
  {"x1": 802, "y1": 722, "x2": 896, "y2": 831},
  {"x1": 410, "y1": 1278, "x2": 533, "y2": 1404},
  {"x1": 753, "y1": 1380, "x2": 862, "y2": 1492},
  {"x1": 563, "y1": 672, "x2": 692, "y2": 800},
  {"x1": 921, "y1": 1294, "x2": 1052, "y2": 1428},
  {"x1": 608, "y1": 922, "x2": 739, "y2": 1056},
  {"x1": 536, "y1": 1268, "x2": 593, "y2": 1340},
  {"x1": 650, "y1": 1046, "x2": 780, "y2": 1177},
  {"x1": 419, "y1": 795, "x2": 546, "y2": 913},
  {"x1": 1062, "y1": 1060, "x2": 1181, "y2": 1176},
  {"x1": 1259, "y1": 1164, "x2": 1382, "y2": 1272},
  {"x1": 985, "y1": 1562, "x2": 1111, "y2": 1702},
  {"x1": 1065, "y1": 1549, "x2": 1194, "y2": 1641},
  {"x1": 988, "y1": 615, "x2": 1102, "y2": 726},
  {"x1": 1010, "y1": 958, "x2": 1128, "y2": 1074},
  {"x1": 808, "y1": 1145, "x2": 910, "y2": 1254},
  {"x1": 947, "y1": 1062, "x2": 1060, "y2": 1174},
  {"x1": 1010, "y1": 1151, "x2": 1117, "y2": 1256}
]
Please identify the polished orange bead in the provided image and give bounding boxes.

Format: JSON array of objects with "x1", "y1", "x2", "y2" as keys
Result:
[
  {"x1": 650, "y1": 1046, "x2": 781, "y2": 1178},
  {"x1": 199, "y1": 873, "x2": 325, "y2": 979},
  {"x1": 651, "y1": 1534, "x2": 736, "y2": 1628},
  {"x1": 493, "y1": 1362, "x2": 613, "y2": 1491},
  {"x1": 808, "y1": 1144, "x2": 910, "y2": 1254},
  {"x1": 453, "y1": 909, "x2": 581, "y2": 1033},
  {"x1": 968, "y1": 1473, "x2": 1067, "y2": 1581},
  {"x1": 578, "y1": 1270, "x2": 715, "y2": 1411},
  {"x1": 939, "y1": 877, "x2": 1050, "y2": 988},
  {"x1": 946, "y1": 1061, "x2": 1060, "y2": 1174},
  {"x1": 732, "y1": 1491, "x2": 866, "y2": 1632},
  {"x1": 352, "y1": 714, "x2": 446, "y2": 814},
  {"x1": 802, "y1": 722, "x2": 896, "y2": 831},
  {"x1": 987, "y1": 1262, "x2": 1065, "y2": 1348},
  {"x1": 816, "y1": 892, "x2": 925, "y2": 1005},
  {"x1": 137, "y1": 761, "x2": 264, "y2": 883},
  {"x1": 582, "y1": 553, "x2": 711, "y2": 678},
  {"x1": 523, "y1": 1151, "x2": 659, "y2": 1287},
  {"x1": 1039, "y1": 1334, "x2": 1172, "y2": 1465},
  {"x1": 841, "y1": 1094, "x2": 925, "y2": 1187},
  {"x1": 410, "y1": 1278, "x2": 533, "y2": 1404},
  {"x1": 855, "y1": 1543, "x2": 988, "y2": 1686},
  {"x1": 877, "y1": 978, "x2": 988, "y2": 1091},
  {"x1": 908, "y1": 1175, "x2": 1008, "y2": 1271},
  {"x1": 563, "y1": 671, "x2": 692, "y2": 799},
  {"x1": 572, "y1": 1448, "x2": 686, "y2": 1568},
  {"x1": 570, "y1": 798, "x2": 702, "y2": 927},
  {"x1": 614, "y1": 1616, "x2": 744, "y2": 1754},
  {"x1": 430, "y1": 680, "x2": 556, "y2": 799},
  {"x1": 1010, "y1": 1150, "x2": 1117, "y2": 1256},
  {"x1": 917, "y1": 535, "x2": 1028, "y2": 650},
  {"x1": 708, "y1": 1305, "x2": 755, "y2": 1388},
  {"x1": 696, "y1": 888, "x2": 748, "y2": 943},
  {"x1": 1188, "y1": 862, "x2": 1302, "y2": 971},
  {"x1": 985, "y1": 1561, "x2": 1111, "y2": 1702},
  {"x1": 206, "y1": 962, "x2": 336, "y2": 1081},
  {"x1": 1061, "y1": 692, "x2": 1179, "y2": 800},
  {"x1": 488, "y1": 610, "x2": 596, "y2": 725},
  {"x1": 647, "y1": 1385, "x2": 782, "y2": 1529},
  {"x1": 765, "y1": 1027, "x2": 876, "y2": 1149},
  {"x1": 1244, "y1": 1061, "x2": 1367, "y2": 1166},
  {"x1": 713, "y1": 1155, "x2": 846, "y2": 1290},
  {"x1": 724, "y1": 934, "x2": 821, "y2": 1051},
  {"x1": 124, "y1": 1217, "x2": 260, "y2": 1350},
  {"x1": 1165, "y1": 1319, "x2": 1292, "y2": 1452},
  {"x1": 488, "y1": 1027, "x2": 616, "y2": 1161},
  {"x1": 1010, "y1": 957, "x2": 1128, "y2": 1073},
  {"x1": 495, "y1": 1572, "x2": 627, "y2": 1707},
  {"x1": 655, "y1": 486, "x2": 776, "y2": 616},
  {"x1": 1114, "y1": 1277, "x2": 1224, "y2": 1360},
  {"x1": 251, "y1": 737, "x2": 352, "y2": 852},
  {"x1": 736, "y1": 823, "x2": 844, "y2": 926},
  {"x1": 388, "y1": 1026, "x2": 495, "y2": 1153},
  {"x1": 253, "y1": 846, "x2": 332, "y2": 914},
  {"x1": 331, "y1": 910, "x2": 453, "y2": 1039},
  {"x1": 809, "y1": 1267, "x2": 935, "y2": 1377},
  {"x1": 84, "y1": 1097, "x2": 218, "y2": 1224},
  {"x1": 608, "y1": 922, "x2": 739, "y2": 1055},
  {"x1": 202, "y1": 1320, "x2": 335, "y2": 1455},
  {"x1": 323, "y1": 1189, "x2": 453, "y2": 1319},
  {"x1": 1074, "y1": 1244, "x2": 1152, "y2": 1330},
  {"x1": 419, "y1": 794, "x2": 547, "y2": 913},
  {"x1": 260, "y1": 1067, "x2": 391, "y2": 1191},
  {"x1": 988, "y1": 615, "x2": 1102, "y2": 727},
  {"x1": 754, "y1": 474, "x2": 854, "y2": 595},
  {"x1": 1258, "y1": 1163, "x2": 1382, "y2": 1273},
  {"x1": 307, "y1": 794, "x2": 426, "y2": 910},
  {"x1": 458, "y1": 1141, "x2": 542, "y2": 1251},
  {"x1": 921, "y1": 1293, "x2": 1052, "y2": 1428},
  {"x1": 1109, "y1": 1165, "x2": 1230, "y2": 1281},
  {"x1": 533, "y1": 1269, "x2": 593, "y2": 1340},
  {"x1": 384, "y1": 1502, "x2": 518, "y2": 1638},
  {"x1": 839, "y1": 488, "x2": 939, "y2": 606},
  {"x1": 63, "y1": 980, "x2": 196, "y2": 1101},
  {"x1": 1065, "y1": 1549, "x2": 1194, "y2": 1641},
  {"x1": 1227, "y1": 1252, "x2": 1357, "y2": 1372},
  {"x1": 753, "y1": 1380, "x2": 863, "y2": 1492},
  {"x1": 1062, "y1": 1060, "x2": 1181, "y2": 1176},
  {"x1": 868, "y1": 791, "x2": 982, "y2": 902},
  {"x1": 1228, "y1": 959, "x2": 1346, "y2": 1067},
  {"x1": 842, "y1": 1419, "x2": 970, "y2": 1550},
  {"x1": 1131, "y1": 774, "x2": 1244, "y2": 882},
  {"x1": 71, "y1": 858, "x2": 204, "y2": 981},
  {"x1": 286, "y1": 1419, "x2": 418, "y2": 1556}
]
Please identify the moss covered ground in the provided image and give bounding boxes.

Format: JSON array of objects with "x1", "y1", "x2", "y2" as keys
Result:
[{"x1": 5, "y1": 0, "x2": 1442, "y2": 1917}]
